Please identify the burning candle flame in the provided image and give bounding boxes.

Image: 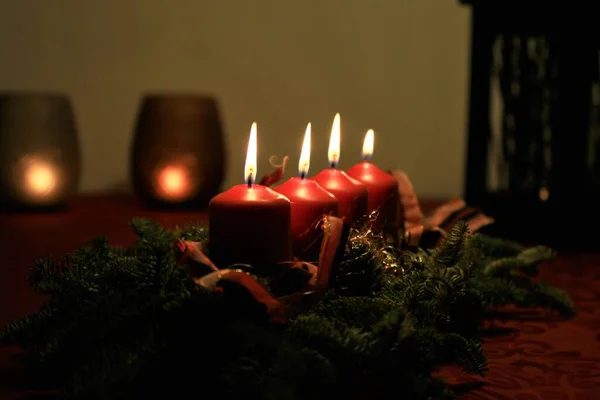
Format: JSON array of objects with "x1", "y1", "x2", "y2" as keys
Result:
[
  {"x1": 25, "y1": 161, "x2": 56, "y2": 196},
  {"x1": 157, "y1": 165, "x2": 192, "y2": 201},
  {"x1": 328, "y1": 113, "x2": 341, "y2": 168},
  {"x1": 162, "y1": 167, "x2": 185, "y2": 193},
  {"x1": 362, "y1": 129, "x2": 374, "y2": 161},
  {"x1": 244, "y1": 122, "x2": 258, "y2": 186},
  {"x1": 298, "y1": 123, "x2": 311, "y2": 178}
]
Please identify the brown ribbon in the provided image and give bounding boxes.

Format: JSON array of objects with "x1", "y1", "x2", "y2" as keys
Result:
[
  {"x1": 259, "y1": 155, "x2": 289, "y2": 187},
  {"x1": 217, "y1": 271, "x2": 287, "y2": 324},
  {"x1": 313, "y1": 215, "x2": 344, "y2": 293},
  {"x1": 390, "y1": 170, "x2": 424, "y2": 230},
  {"x1": 176, "y1": 214, "x2": 346, "y2": 323},
  {"x1": 390, "y1": 170, "x2": 494, "y2": 248},
  {"x1": 175, "y1": 238, "x2": 219, "y2": 272}
]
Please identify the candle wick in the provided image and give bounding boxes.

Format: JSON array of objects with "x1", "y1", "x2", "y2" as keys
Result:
[
  {"x1": 329, "y1": 162, "x2": 336, "y2": 169},
  {"x1": 300, "y1": 172, "x2": 306, "y2": 179},
  {"x1": 247, "y1": 173, "x2": 253, "y2": 188}
]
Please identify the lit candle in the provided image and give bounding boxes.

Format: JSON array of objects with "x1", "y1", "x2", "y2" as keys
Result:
[
  {"x1": 209, "y1": 122, "x2": 292, "y2": 268},
  {"x1": 312, "y1": 113, "x2": 368, "y2": 226},
  {"x1": 274, "y1": 123, "x2": 339, "y2": 261},
  {"x1": 155, "y1": 165, "x2": 194, "y2": 202},
  {"x1": 346, "y1": 129, "x2": 398, "y2": 231},
  {"x1": 17, "y1": 156, "x2": 64, "y2": 207},
  {"x1": 25, "y1": 160, "x2": 57, "y2": 198}
]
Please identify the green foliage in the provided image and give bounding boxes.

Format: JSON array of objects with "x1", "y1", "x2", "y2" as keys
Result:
[
  {"x1": 0, "y1": 220, "x2": 575, "y2": 399},
  {"x1": 470, "y1": 233, "x2": 574, "y2": 317}
]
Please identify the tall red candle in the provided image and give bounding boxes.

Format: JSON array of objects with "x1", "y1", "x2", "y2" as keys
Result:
[
  {"x1": 209, "y1": 123, "x2": 292, "y2": 267},
  {"x1": 346, "y1": 129, "x2": 398, "y2": 231},
  {"x1": 274, "y1": 123, "x2": 339, "y2": 261},
  {"x1": 312, "y1": 113, "x2": 367, "y2": 226}
]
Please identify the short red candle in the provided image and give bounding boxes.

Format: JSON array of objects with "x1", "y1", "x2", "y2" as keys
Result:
[
  {"x1": 311, "y1": 113, "x2": 367, "y2": 226},
  {"x1": 312, "y1": 169, "x2": 367, "y2": 225},
  {"x1": 208, "y1": 122, "x2": 292, "y2": 267},
  {"x1": 209, "y1": 184, "x2": 292, "y2": 266},
  {"x1": 273, "y1": 123, "x2": 339, "y2": 260},
  {"x1": 346, "y1": 130, "x2": 398, "y2": 231}
]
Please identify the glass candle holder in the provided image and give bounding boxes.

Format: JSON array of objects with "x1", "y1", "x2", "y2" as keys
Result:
[
  {"x1": 131, "y1": 94, "x2": 226, "y2": 208},
  {"x1": 0, "y1": 92, "x2": 81, "y2": 211}
]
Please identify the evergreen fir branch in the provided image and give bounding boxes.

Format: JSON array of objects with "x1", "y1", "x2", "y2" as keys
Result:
[
  {"x1": 432, "y1": 222, "x2": 469, "y2": 268},
  {"x1": 0, "y1": 308, "x2": 52, "y2": 347},
  {"x1": 370, "y1": 309, "x2": 413, "y2": 354},
  {"x1": 470, "y1": 271, "x2": 575, "y2": 317},
  {"x1": 530, "y1": 282, "x2": 575, "y2": 317},
  {"x1": 28, "y1": 256, "x2": 68, "y2": 295},
  {"x1": 75, "y1": 236, "x2": 111, "y2": 259},
  {"x1": 0, "y1": 219, "x2": 576, "y2": 400},
  {"x1": 440, "y1": 332, "x2": 487, "y2": 375},
  {"x1": 287, "y1": 314, "x2": 373, "y2": 367},
  {"x1": 510, "y1": 279, "x2": 575, "y2": 317},
  {"x1": 307, "y1": 297, "x2": 399, "y2": 331},
  {"x1": 175, "y1": 224, "x2": 209, "y2": 242},
  {"x1": 469, "y1": 275, "x2": 524, "y2": 308},
  {"x1": 466, "y1": 233, "x2": 572, "y2": 315},
  {"x1": 481, "y1": 246, "x2": 556, "y2": 276},
  {"x1": 265, "y1": 346, "x2": 336, "y2": 400},
  {"x1": 469, "y1": 233, "x2": 525, "y2": 258}
]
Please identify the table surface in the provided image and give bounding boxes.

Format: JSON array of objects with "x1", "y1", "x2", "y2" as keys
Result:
[{"x1": 1, "y1": 195, "x2": 599, "y2": 400}]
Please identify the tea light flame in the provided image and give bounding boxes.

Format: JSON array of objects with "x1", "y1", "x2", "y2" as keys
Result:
[
  {"x1": 25, "y1": 161, "x2": 57, "y2": 197},
  {"x1": 328, "y1": 113, "x2": 341, "y2": 168},
  {"x1": 539, "y1": 187, "x2": 549, "y2": 201},
  {"x1": 158, "y1": 165, "x2": 190, "y2": 200},
  {"x1": 298, "y1": 123, "x2": 311, "y2": 178},
  {"x1": 362, "y1": 129, "x2": 374, "y2": 161},
  {"x1": 245, "y1": 122, "x2": 258, "y2": 186}
]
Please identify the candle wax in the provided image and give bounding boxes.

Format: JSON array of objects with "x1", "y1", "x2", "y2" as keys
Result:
[
  {"x1": 346, "y1": 160, "x2": 398, "y2": 231},
  {"x1": 209, "y1": 184, "x2": 292, "y2": 268},
  {"x1": 312, "y1": 168, "x2": 368, "y2": 226},
  {"x1": 274, "y1": 177, "x2": 339, "y2": 261}
]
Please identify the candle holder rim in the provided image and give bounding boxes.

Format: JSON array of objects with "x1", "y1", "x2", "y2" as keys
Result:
[
  {"x1": 139, "y1": 92, "x2": 220, "y2": 103},
  {"x1": 0, "y1": 91, "x2": 72, "y2": 101}
]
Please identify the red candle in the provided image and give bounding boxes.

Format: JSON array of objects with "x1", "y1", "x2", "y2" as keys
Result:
[
  {"x1": 312, "y1": 113, "x2": 367, "y2": 226},
  {"x1": 274, "y1": 123, "x2": 339, "y2": 261},
  {"x1": 209, "y1": 122, "x2": 292, "y2": 267},
  {"x1": 346, "y1": 129, "x2": 398, "y2": 231}
]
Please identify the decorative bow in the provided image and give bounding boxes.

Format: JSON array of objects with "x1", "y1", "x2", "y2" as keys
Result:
[
  {"x1": 175, "y1": 214, "x2": 346, "y2": 324},
  {"x1": 390, "y1": 170, "x2": 494, "y2": 248}
]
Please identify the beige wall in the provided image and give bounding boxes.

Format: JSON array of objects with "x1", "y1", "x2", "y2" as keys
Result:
[{"x1": 0, "y1": 0, "x2": 471, "y2": 198}]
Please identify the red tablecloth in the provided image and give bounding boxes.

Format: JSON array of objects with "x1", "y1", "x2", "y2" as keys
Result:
[
  {"x1": 440, "y1": 253, "x2": 600, "y2": 400},
  {"x1": 0, "y1": 195, "x2": 599, "y2": 399}
]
